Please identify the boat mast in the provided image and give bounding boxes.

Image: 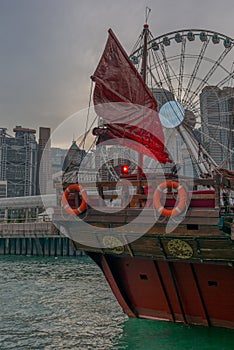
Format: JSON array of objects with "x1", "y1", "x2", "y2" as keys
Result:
[
  {"x1": 137, "y1": 9, "x2": 150, "y2": 184},
  {"x1": 227, "y1": 97, "x2": 234, "y2": 169},
  {"x1": 141, "y1": 25, "x2": 149, "y2": 83},
  {"x1": 141, "y1": 7, "x2": 151, "y2": 84}
]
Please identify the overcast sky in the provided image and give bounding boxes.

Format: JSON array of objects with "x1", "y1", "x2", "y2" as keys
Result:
[{"x1": 0, "y1": 0, "x2": 233, "y2": 146}]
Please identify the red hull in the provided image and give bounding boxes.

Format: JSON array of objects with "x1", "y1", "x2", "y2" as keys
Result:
[{"x1": 90, "y1": 253, "x2": 234, "y2": 329}]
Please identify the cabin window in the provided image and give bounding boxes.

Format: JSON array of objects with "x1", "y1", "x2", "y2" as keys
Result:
[
  {"x1": 139, "y1": 274, "x2": 148, "y2": 280},
  {"x1": 208, "y1": 281, "x2": 218, "y2": 287},
  {"x1": 187, "y1": 224, "x2": 199, "y2": 230}
]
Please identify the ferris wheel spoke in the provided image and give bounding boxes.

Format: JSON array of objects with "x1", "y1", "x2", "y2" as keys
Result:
[
  {"x1": 130, "y1": 32, "x2": 144, "y2": 56},
  {"x1": 161, "y1": 58, "x2": 182, "y2": 100},
  {"x1": 196, "y1": 120, "x2": 234, "y2": 134},
  {"x1": 147, "y1": 43, "x2": 164, "y2": 88},
  {"x1": 192, "y1": 86, "x2": 234, "y2": 115},
  {"x1": 149, "y1": 50, "x2": 165, "y2": 87},
  {"x1": 177, "y1": 39, "x2": 186, "y2": 102},
  {"x1": 152, "y1": 50, "x2": 175, "y2": 92},
  {"x1": 217, "y1": 70, "x2": 234, "y2": 88},
  {"x1": 227, "y1": 116, "x2": 234, "y2": 168},
  {"x1": 147, "y1": 64, "x2": 162, "y2": 88},
  {"x1": 182, "y1": 39, "x2": 210, "y2": 105},
  {"x1": 196, "y1": 109, "x2": 232, "y2": 156},
  {"x1": 177, "y1": 125, "x2": 214, "y2": 173},
  {"x1": 160, "y1": 44, "x2": 175, "y2": 95},
  {"x1": 183, "y1": 125, "x2": 219, "y2": 170},
  {"x1": 197, "y1": 127, "x2": 234, "y2": 155},
  {"x1": 149, "y1": 57, "x2": 183, "y2": 102},
  {"x1": 130, "y1": 28, "x2": 234, "y2": 173},
  {"x1": 186, "y1": 46, "x2": 233, "y2": 106}
]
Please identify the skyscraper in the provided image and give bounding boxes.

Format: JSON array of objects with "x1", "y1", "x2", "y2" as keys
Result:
[
  {"x1": 0, "y1": 126, "x2": 38, "y2": 197},
  {"x1": 51, "y1": 147, "x2": 68, "y2": 175},
  {"x1": 200, "y1": 86, "x2": 234, "y2": 169},
  {"x1": 37, "y1": 127, "x2": 52, "y2": 194},
  {"x1": 0, "y1": 128, "x2": 7, "y2": 181}
]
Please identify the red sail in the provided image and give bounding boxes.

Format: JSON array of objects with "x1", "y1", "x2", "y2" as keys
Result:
[{"x1": 91, "y1": 29, "x2": 170, "y2": 163}]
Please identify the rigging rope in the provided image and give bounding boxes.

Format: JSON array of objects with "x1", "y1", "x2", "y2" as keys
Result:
[{"x1": 80, "y1": 80, "x2": 94, "y2": 151}]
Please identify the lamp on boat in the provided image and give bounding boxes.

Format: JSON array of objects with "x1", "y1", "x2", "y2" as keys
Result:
[{"x1": 121, "y1": 165, "x2": 129, "y2": 175}]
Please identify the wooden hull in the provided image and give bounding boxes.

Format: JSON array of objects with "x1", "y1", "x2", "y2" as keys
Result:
[
  {"x1": 55, "y1": 192, "x2": 234, "y2": 329},
  {"x1": 87, "y1": 253, "x2": 234, "y2": 329}
]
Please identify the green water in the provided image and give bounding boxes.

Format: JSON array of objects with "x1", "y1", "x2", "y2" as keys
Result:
[
  {"x1": 0, "y1": 256, "x2": 233, "y2": 349},
  {"x1": 116, "y1": 319, "x2": 234, "y2": 349}
]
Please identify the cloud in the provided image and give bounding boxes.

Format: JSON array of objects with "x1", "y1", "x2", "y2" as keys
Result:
[{"x1": 0, "y1": 0, "x2": 233, "y2": 144}]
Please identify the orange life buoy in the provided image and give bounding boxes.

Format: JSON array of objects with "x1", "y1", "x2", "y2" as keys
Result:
[
  {"x1": 153, "y1": 181, "x2": 187, "y2": 217},
  {"x1": 62, "y1": 184, "x2": 87, "y2": 215}
]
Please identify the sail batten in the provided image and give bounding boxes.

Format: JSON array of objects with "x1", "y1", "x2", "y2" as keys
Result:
[{"x1": 92, "y1": 29, "x2": 170, "y2": 163}]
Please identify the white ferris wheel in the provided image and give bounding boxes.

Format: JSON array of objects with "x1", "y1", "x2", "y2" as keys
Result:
[{"x1": 130, "y1": 29, "x2": 234, "y2": 174}]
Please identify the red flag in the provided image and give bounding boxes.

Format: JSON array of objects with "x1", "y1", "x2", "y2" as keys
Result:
[{"x1": 91, "y1": 29, "x2": 170, "y2": 163}]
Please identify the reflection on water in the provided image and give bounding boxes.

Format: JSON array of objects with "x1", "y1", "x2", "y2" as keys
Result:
[{"x1": 0, "y1": 256, "x2": 233, "y2": 349}]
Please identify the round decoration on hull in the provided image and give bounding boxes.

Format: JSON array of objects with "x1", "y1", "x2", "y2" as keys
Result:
[
  {"x1": 102, "y1": 236, "x2": 124, "y2": 254},
  {"x1": 167, "y1": 239, "x2": 194, "y2": 259}
]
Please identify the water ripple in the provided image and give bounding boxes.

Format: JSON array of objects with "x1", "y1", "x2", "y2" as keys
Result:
[
  {"x1": 0, "y1": 256, "x2": 126, "y2": 349},
  {"x1": 0, "y1": 256, "x2": 233, "y2": 350}
]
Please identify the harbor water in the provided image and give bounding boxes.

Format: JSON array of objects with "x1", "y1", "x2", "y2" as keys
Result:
[{"x1": 0, "y1": 256, "x2": 233, "y2": 350}]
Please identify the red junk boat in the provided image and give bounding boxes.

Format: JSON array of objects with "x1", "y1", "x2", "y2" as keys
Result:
[{"x1": 55, "y1": 22, "x2": 234, "y2": 329}]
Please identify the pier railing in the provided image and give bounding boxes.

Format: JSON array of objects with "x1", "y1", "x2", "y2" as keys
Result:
[{"x1": 0, "y1": 222, "x2": 59, "y2": 238}]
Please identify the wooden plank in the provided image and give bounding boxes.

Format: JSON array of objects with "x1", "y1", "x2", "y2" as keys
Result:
[
  {"x1": 88, "y1": 193, "x2": 216, "y2": 201},
  {"x1": 73, "y1": 242, "x2": 103, "y2": 253},
  {"x1": 199, "y1": 249, "x2": 234, "y2": 260},
  {"x1": 84, "y1": 215, "x2": 219, "y2": 226},
  {"x1": 182, "y1": 217, "x2": 219, "y2": 225},
  {"x1": 86, "y1": 225, "x2": 222, "y2": 238},
  {"x1": 61, "y1": 216, "x2": 233, "y2": 260},
  {"x1": 199, "y1": 239, "x2": 233, "y2": 249},
  {"x1": 58, "y1": 176, "x2": 216, "y2": 189},
  {"x1": 130, "y1": 236, "x2": 164, "y2": 258},
  {"x1": 145, "y1": 225, "x2": 221, "y2": 236},
  {"x1": 54, "y1": 208, "x2": 221, "y2": 232},
  {"x1": 182, "y1": 209, "x2": 219, "y2": 218},
  {"x1": 124, "y1": 208, "x2": 220, "y2": 218}
]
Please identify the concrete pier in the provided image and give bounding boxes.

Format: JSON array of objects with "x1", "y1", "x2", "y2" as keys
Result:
[{"x1": 0, "y1": 222, "x2": 84, "y2": 257}]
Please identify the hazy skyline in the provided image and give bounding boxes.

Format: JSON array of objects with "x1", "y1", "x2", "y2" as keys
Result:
[{"x1": 0, "y1": 0, "x2": 233, "y2": 145}]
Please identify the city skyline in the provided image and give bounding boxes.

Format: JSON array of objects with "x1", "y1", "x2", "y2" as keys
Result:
[{"x1": 0, "y1": 0, "x2": 233, "y2": 147}]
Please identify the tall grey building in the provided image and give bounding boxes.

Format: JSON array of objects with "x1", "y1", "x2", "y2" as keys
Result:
[
  {"x1": 37, "y1": 127, "x2": 52, "y2": 194},
  {"x1": 200, "y1": 86, "x2": 234, "y2": 169},
  {"x1": 51, "y1": 147, "x2": 68, "y2": 175},
  {"x1": 0, "y1": 128, "x2": 7, "y2": 181},
  {"x1": 0, "y1": 126, "x2": 38, "y2": 197},
  {"x1": 0, "y1": 181, "x2": 7, "y2": 198}
]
